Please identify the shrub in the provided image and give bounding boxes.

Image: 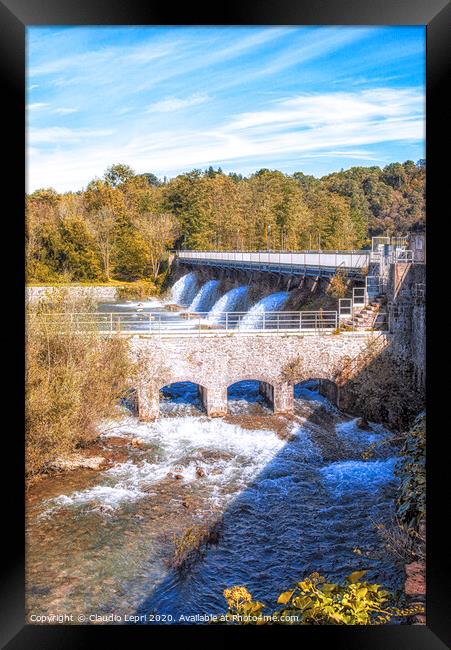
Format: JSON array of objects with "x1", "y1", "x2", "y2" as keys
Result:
[
  {"x1": 328, "y1": 272, "x2": 348, "y2": 299},
  {"x1": 280, "y1": 356, "x2": 303, "y2": 383},
  {"x1": 222, "y1": 571, "x2": 423, "y2": 625},
  {"x1": 340, "y1": 351, "x2": 424, "y2": 431},
  {"x1": 116, "y1": 280, "x2": 157, "y2": 301},
  {"x1": 26, "y1": 293, "x2": 136, "y2": 476}
]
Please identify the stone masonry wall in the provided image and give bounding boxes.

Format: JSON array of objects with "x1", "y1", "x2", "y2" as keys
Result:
[
  {"x1": 387, "y1": 264, "x2": 426, "y2": 389},
  {"x1": 26, "y1": 285, "x2": 121, "y2": 304},
  {"x1": 129, "y1": 332, "x2": 385, "y2": 419}
]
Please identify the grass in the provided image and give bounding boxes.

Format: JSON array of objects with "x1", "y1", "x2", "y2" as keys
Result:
[{"x1": 168, "y1": 519, "x2": 222, "y2": 573}]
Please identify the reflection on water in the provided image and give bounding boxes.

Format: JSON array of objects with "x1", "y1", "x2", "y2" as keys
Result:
[{"x1": 26, "y1": 381, "x2": 403, "y2": 623}]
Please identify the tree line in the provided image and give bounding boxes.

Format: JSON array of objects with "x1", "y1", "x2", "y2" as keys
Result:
[{"x1": 26, "y1": 160, "x2": 425, "y2": 283}]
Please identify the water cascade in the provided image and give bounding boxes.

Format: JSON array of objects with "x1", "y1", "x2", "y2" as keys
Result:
[
  {"x1": 170, "y1": 273, "x2": 199, "y2": 306},
  {"x1": 239, "y1": 291, "x2": 289, "y2": 330},
  {"x1": 189, "y1": 280, "x2": 220, "y2": 313},
  {"x1": 208, "y1": 286, "x2": 249, "y2": 325}
]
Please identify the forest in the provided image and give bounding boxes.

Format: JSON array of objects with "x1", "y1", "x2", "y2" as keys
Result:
[{"x1": 26, "y1": 160, "x2": 425, "y2": 284}]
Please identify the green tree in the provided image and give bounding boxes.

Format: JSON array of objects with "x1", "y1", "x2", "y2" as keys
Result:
[
  {"x1": 112, "y1": 215, "x2": 149, "y2": 280},
  {"x1": 104, "y1": 163, "x2": 135, "y2": 188},
  {"x1": 58, "y1": 216, "x2": 103, "y2": 280}
]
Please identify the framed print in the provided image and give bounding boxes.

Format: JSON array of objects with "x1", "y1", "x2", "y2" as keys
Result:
[{"x1": 2, "y1": 0, "x2": 449, "y2": 647}]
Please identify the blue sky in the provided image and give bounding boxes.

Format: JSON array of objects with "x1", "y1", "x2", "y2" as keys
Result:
[{"x1": 27, "y1": 26, "x2": 425, "y2": 192}]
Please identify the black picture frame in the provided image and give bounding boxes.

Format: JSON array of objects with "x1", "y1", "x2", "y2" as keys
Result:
[{"x1": 2, "y1": 0, "x2": 449, "y2": 647}]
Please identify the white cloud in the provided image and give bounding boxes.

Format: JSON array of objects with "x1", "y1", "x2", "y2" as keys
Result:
[
  {"x1": 27, "y1": 102, "x2": 49, "y2": 111},
  {"x1": 146, "y1": 93, "x2": 210, "y2": 113},
  {"x1": 53, "y1": 107, "x2": 79, "y2": 115},
  {"x1": 28, "y1": 126, "x2": 114, "y2": 145},
  {"x1": 225, "y1": 88, "x2": 422, "y2": 131},
  {"x1": 27, "y1": 87, "x2": 424, "y2": 192}
]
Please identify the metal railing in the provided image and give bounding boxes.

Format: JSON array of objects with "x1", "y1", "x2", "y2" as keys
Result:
[
  {"x1": 339, "y1": 299, "x2": 353, "y2": 320},
  {"x1": 352, "y1": 287, "x2": 366, "y2": 308},
  {"x1": 176, "y1": 250, "x2": 370, "y2": 277},
  {"x1": 366, "y1": 275, "x2": 386, "y2": 298},
  {"x1": 394, "y1": 249, "x2": 414, "y2": 263},
  {"x1": 369, "y1": 245, "x2": 418, "y2": 266},
  {"x1": 38, "y1": 311, "x2": 340, "y2": 335}
]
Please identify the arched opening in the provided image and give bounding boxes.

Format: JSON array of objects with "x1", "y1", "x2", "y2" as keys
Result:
[
  {"x1": 159, "y1": 381, "x2": 206, "y2": 417},
  {"x1": 227, "y1": 379, "x2": 274, "y2": 415},
  {"x1": 294, "y1": 379, "x2": 338, "y2": 409}
]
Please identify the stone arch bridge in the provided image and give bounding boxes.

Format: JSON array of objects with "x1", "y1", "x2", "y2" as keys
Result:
[{"x1": 130, "y1": 332, "x2": 388, "y2": 419}]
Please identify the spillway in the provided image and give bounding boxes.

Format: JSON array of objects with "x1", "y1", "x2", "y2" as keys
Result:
[{"x1": 239, "y1": 291, "x2": 289, "y2": 330}]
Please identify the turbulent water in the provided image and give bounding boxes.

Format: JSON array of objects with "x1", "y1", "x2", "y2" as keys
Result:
[
  {"x1": 26, "y1": 381, "x2": 403, "y2": 624},
  {"x1": 208, "y1": 286, "x2": 249, "y2": 325},
  {"x1": 189, "y1": 280, "x2": 220, "y2": 313},
  {"x1": 171, "y1": 273, "x2": 199, "y2": 306},
  {"x1": 239, "y1": 291, "x2": 289, "y2": 330}
]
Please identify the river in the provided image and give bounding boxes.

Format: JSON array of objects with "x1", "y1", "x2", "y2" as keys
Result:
[{"x1": 26, "y1": 370, "x2": 403, "y2": 624}]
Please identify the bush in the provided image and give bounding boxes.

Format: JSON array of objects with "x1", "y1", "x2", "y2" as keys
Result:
[
  {"x1": 116, "y1": 280, "x2": 157, "y2": 301},
  {"x1": 222, "y1": 571, "x2": 423, "y2": 625},
  {"x1": 280, "y1": 356, "x2": 303, "y2": 383},
  {"x1": 328, "y1": 272, "x2": 348, "y2": 299},
  {"x1": 26, "y1": 294, "x2": 136, "y2": 476}
]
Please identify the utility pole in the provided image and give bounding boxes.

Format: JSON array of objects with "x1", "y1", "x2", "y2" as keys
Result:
[{"x1": 267, "y1": 224, "x2": 271, "y2": 251}]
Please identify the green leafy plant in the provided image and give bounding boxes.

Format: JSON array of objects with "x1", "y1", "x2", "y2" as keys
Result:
[{"x1": 222, "y1": 571, "x2": 424, "y2": 625}]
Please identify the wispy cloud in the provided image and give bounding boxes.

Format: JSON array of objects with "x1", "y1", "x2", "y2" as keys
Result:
[
  {"x1": 225, "y1": 88, "x2": 422, "y2": 131},
  {"x1": 27, "y1": 86, "x2": 424, "y2": 190},
  {"x1": 147, "y1": 93, "x2": 210, "y2": 113},
  {"x1": 27, "y1": 102, "x2": 49, "y2": 111},
  {"x1": 26, "y1": 26, "x2": 425, "y2": 191},
  {"x1": 28, "y1": 126, "x2": 114, "y2": 145},
  {"x1": 53, "y1": 107, "x2": 79, "y2": 115}
]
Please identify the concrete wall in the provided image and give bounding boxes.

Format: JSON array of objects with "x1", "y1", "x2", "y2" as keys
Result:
[
  {"x1": 129, "y1": 332, "x2": 384, "y2": 419},
  {"x1": 26, "y1": 285, "x2": 121, "y2": 304}
]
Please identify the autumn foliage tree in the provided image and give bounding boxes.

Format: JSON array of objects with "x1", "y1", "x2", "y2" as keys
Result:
[{"x1": 26, "y1": 160, "x2": 425, "y2": 284}]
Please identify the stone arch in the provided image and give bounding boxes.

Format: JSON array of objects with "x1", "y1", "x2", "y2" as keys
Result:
[
  {"x1": 293, "y1": 377, "x2": 339, "y2": 407},
  {"x1": 159, "y1": 379, "x2": 208, "y2": 415},
  {"x1": 225, "y1": 374, "x2": 295, "y2": 415},
  {"x1": 226, "y1": 376, "x2": 276, "y2": 413},
  {"x1": 157, "y1": 377, "x2": 208, "y2": 394}
]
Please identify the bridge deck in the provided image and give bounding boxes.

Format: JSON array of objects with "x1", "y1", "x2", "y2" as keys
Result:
[{"x1": 176, "y1": 250, "x2": 370, "y2": 277}]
